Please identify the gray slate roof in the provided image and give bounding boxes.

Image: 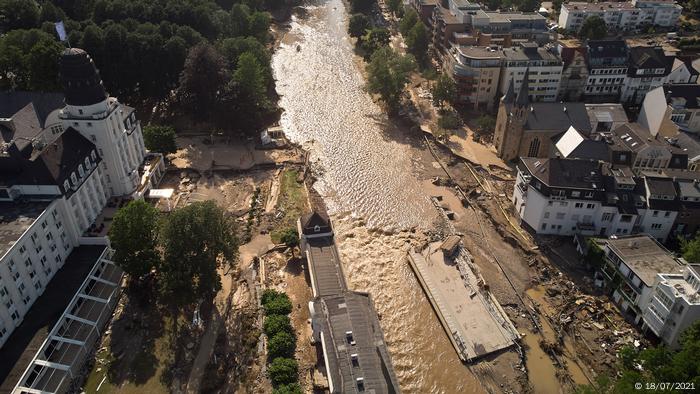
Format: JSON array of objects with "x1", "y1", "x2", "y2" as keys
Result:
[
  {"x1": 524, "y1": 102, "x2": 592, "y2": 134},
  {"x1": 521, "y1": 157, "x2": 602, "y2": 189},
  {"x1": 0, "y1": 91, "x2": 64, "y2": 127}
]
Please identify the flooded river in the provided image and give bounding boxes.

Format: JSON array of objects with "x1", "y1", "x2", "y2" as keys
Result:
[{"x1": 272, "y1": 0, "x2": 483, "y2": 392}]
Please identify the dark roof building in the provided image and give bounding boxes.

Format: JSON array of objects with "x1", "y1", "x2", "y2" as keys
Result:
[{"x1": 0, "y1": 92, "x2": 64, "y2": 128}]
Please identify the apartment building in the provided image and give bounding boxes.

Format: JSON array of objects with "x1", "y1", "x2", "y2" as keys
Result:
[
  {"x1": 498, "y1": 43, "x2": 563, "y2": 103},
  {"x1": 448, "y1": 46, "x2": 502, "y2": 110},
  {"x1": 621, "y1": 46, "x2": 673, "y2": 105},
  {"x1": 513, "y1": 156, "x2": 684, "y2": 241},
  {"x1": 665, "y1": 58, "x2": 699, "y2": 84},
  {"x1": 583, "y1": 40, "x2": 629, "y2": 103},
  {"x1": 596, "y1": 235, "x2": 685, "y2": 325},
  {"x1": 643, "y1": 264, "x2": 700, "y2": 348},
  {"x1": 559, "y1": 0, "x2": 682, "y2": 32}
]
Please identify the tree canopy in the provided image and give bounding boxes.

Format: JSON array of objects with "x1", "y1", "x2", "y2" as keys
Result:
[
  {"x1": 268, "y1": 358, "x2": 298, "y2": 387},
  {"x1": 406, "y1": 21, "x2": 429, "y2": 66},
  {"x1": 0, "y1": 0, "x2": 275, "y2": 107},
  {"x1": 579, "y1": 16, "x2": 607, "y2": 40},
  {"x1": 365, "y1": 47, "x2": 416, "y2": 113},
  {"x1": 431, "y1": 74, "x2": 457, "y2": 109},
  {"x1": 159, "y1": 200, "x2": 238, "y2": 307},
  {"x1": 109, "y1": 200, "x2": 161, "y2": 280},
  {"x1": 348, "y1": 13, "x2": 370, "y2": 38},
  {"x1": 177, "y1": 43, "x2": 228, "y2": 122},
  {"x1": 143, "y1": 124, "x2": 178, "y2": 155},
  {"x1": 399, "y1": 8, "x2": 419, "y2": 37},
  {"x1": 681, "y1": 233, "x2": 700, "y2": 263}
]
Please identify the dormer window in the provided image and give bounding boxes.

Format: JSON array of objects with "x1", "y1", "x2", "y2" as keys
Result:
[
  {"x1": 314, "y1": 225, "x2": 321, "y2": 233},
  {"x1": 91, "y1": 150, "x2": 97, "y2": 160},
  {"x1": 85, "y1": 157, "x2": 91, "y2": 169},
  {"x1": 71, "y1": 172, "x2": 78, "y2": 185},
  {"x1": 63, "y1": 180, "x2": 70, "y2": 193},
  {"x1": 78, "y1": 165, "x2": 85, "y2": 178},
  {"x1": 351, "y1": 353, "x2": 359, "y2": 367},
  {"x1": 78, "y1": 109, "x2": 83, "y2": 115}
]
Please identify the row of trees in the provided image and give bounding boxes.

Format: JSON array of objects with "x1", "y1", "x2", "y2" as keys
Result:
[
  {"x1": 0, "y1": 0, "x2": 276, "y2": 124},
  {"x1": 109, "y1": 199, "x2": 238, "y2": 309},
  {"x1": 262, "y1": 290, "x2": 302, "y2": 394},
  {"x1": 400, "y1": 8, "x2": 429, "y2": 66}
]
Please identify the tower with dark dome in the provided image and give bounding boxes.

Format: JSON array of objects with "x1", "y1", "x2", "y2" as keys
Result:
[
  {"x1": 59, "y1": 48, "x2": 108, "y2": 107},
  {"x1": 56, "y1": 48, "x2": 148, "y2": 197}
]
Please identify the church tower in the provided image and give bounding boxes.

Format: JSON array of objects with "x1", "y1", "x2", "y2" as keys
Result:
[
  {"x1": 58, "y1": 48, "x2": 147, "y2": 197},
  {"x1": 494, "y1": 69, "x2": 530, "y2": 161}
]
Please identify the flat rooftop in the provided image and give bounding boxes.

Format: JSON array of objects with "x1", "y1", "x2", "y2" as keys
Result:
[
  {"x1": 315, "y1": 292, "x2": 400, "y2": 394},
  {"x1": 606, "y1": 236, "x2": 684, "y2": 286},
  {"x1": 0, "y1": 245, "x2": 107, "y2": 393},
  {"x1": 457, "y1": 46, "x2": 502, "y2": 59},
  {"x1": 0, "y1": 202, "x2": 51, "y2": 258}
]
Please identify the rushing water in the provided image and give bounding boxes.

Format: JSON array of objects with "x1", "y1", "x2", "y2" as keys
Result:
[{"x1": 272, "y1": 1, "x2": 483, "y2": 392}]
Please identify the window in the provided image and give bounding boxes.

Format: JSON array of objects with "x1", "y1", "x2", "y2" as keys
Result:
[
  {"x1": 602, "y1": 212, "x2": 614, "y2": 222},
  {"x1": 544, "y1": 212, "x2": 550, "y2": 218},
  {"x1": 541, "y1": 223, "x2": 547, "y2": 230},
  {"x1": 586, "y1": 203, "x2": 595, "y2": 209},
  {"x1": 18, "y1": 245, "x2": 26, "y2": 254},
  {"x1": 575, "y1": 202, "x2": 584, "y2": 208},
  {"x1": 652, "y1": 210, "x2": 659, "y2": 217},
  {"x1": 556, "y1": 212, "x2": 565, "y2": 220},
  {"x1": 651, "y1": 223, "x2": 662, "y2": 229},
  {"x1": 528, "y1": 138, "x2": 541, "y2": 157},
  {"x1": 571, "y1": 191, "x2": 581, "y2": 198},
  {"x1": 664, "y1": 211, "x2": 670, "y2": 217},
  {"x1": 11, "y1": 311, "x2": 19, "y2": 321},
  {"x1": 585, "y1": 192, "x2": 594, "y2": 198}
]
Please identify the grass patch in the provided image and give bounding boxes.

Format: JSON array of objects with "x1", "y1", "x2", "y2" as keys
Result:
[{"x1": 271, "y1": 170, "x2": 307, "y2": 243}]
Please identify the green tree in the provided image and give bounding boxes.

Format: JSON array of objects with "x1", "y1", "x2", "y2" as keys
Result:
[
  {"x1": 431, "y1": 74, "x2": 456, "y2": 108},
  {"x1": 387, "y1": 0, "x2": 402, "y2": 16},
  {"x1": 360, "y1": 27, "x2": 390, "y2": 58},
  {"x1": 476, "y1": 115, "x2": 496, "y2": 132},
  {"x1": 681, "y1": 233, "x2": 700, "y2": 263},
  {"x1": 143, "y1": 125, "x2": 178, "y2": 155},
  {"x1": 279, "y1": 228, "x2": 299, "y2": 255},
  {"x1": 366, "y1": 47, "x2": 416, "y2": 113},
  {"x1": 399, "y1": 8, "x2": 418, "y2": 37},
  {"x1": 351, "y1": 0, "x2": 374, "y2": 14},
  {"x1": 109, "y1": 200, "x2": 161, "y2": 281},
  {"x1": 263, "y1": 292, "x2": 293, "y2": 315},
  {"x1": 268, "y1": 331, "x2": 296, "y2": 359},
  {"x1": 406, "y1": 21, "x2": 429, "y2": 65},
  {"x1": 264, "y1": 314, "x2": 293, "y2": 337},
  {"x1": 348, "y1": 13, "x2": 370, "y2": 38},
  {"x1": 273, "y1": 383, "x2": 303, "y2": 394},
  {"x1": 27, "y1": 37, "x2": 62, "y2": 90},
  {"x1": 0, "y1": 0, "x2": 40, "y2": 31},
  {"x1": 579, "y1": 16, "x2": 607, "y2": 40},
  {"x1": 518, "y1": 0, "x2": 540, "y2": 12},
  {"x1": 268, "y1": 357, "x2": 298, "y2": 387},
  {"x1": 438, "y1": 112, "x2": 462, "y2": 130},
  {"x1": 177, "y1": 43, "x2": 228, "y2": 122},
  {"x1": 159, "y1": 201, "x2": 238, "y2": 308},
  {"x1": 233, "y1": 51, "x2": 269, "y2": 111}
]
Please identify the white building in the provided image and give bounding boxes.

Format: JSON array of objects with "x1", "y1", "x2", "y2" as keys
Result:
[
  {"x1": 513, "y1": 157, "x2": 680, "y2": 242},
  {"x1": 499, "y1": 43, "x2": 563, "y2": 102},
  {"x1": 642, "y1": 264, "x2": 700, "y2": 348},
  {"x1": 583, "y1": 40, "x2": 629, "y2": 102},
  {"x1": 597, "y1": 235, "x2": 685, "y2": 324},
  {"x1": 622, "y1": 46, "x2": 673, "y2": 105},
  {"x1": 0, "y1": 48, "x2": 165, "y2": 393},
  {"x1": 559, "y1": 0, "x2": 682, "y2": 32}
]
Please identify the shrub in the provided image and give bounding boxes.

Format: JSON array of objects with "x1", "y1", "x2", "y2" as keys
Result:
[
  {"x1": 273, "y1": 383, "x2": 303, "y2": 394},
  {"x1": 262, "y1": 291, "x2": 293, "y2": 315},
  {"x1": 268, "y1": 357, "x2": 298, "y2": 387},
  {"x1": 438, "y1": 113, "x2": 462, "y2": 130},
  {"x1": 268, "y1": 331, "x2": 296, "y2": 359},
  {"x1": 264, "y1": 314, "x2": 293, "y2": 337}
]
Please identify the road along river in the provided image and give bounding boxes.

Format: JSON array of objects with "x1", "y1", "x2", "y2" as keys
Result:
[{"x1": 272, "y1": 1, "x2": 486, "y2": 392}]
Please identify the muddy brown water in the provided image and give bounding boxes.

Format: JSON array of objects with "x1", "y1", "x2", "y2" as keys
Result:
[{"x1": 272, "y1": 1, "x2": 483, "y2": 392}]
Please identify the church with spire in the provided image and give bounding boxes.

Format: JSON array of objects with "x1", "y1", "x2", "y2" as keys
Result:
[{"x1": 493, "y1": 68, "x2": 610, "y2": 162}]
